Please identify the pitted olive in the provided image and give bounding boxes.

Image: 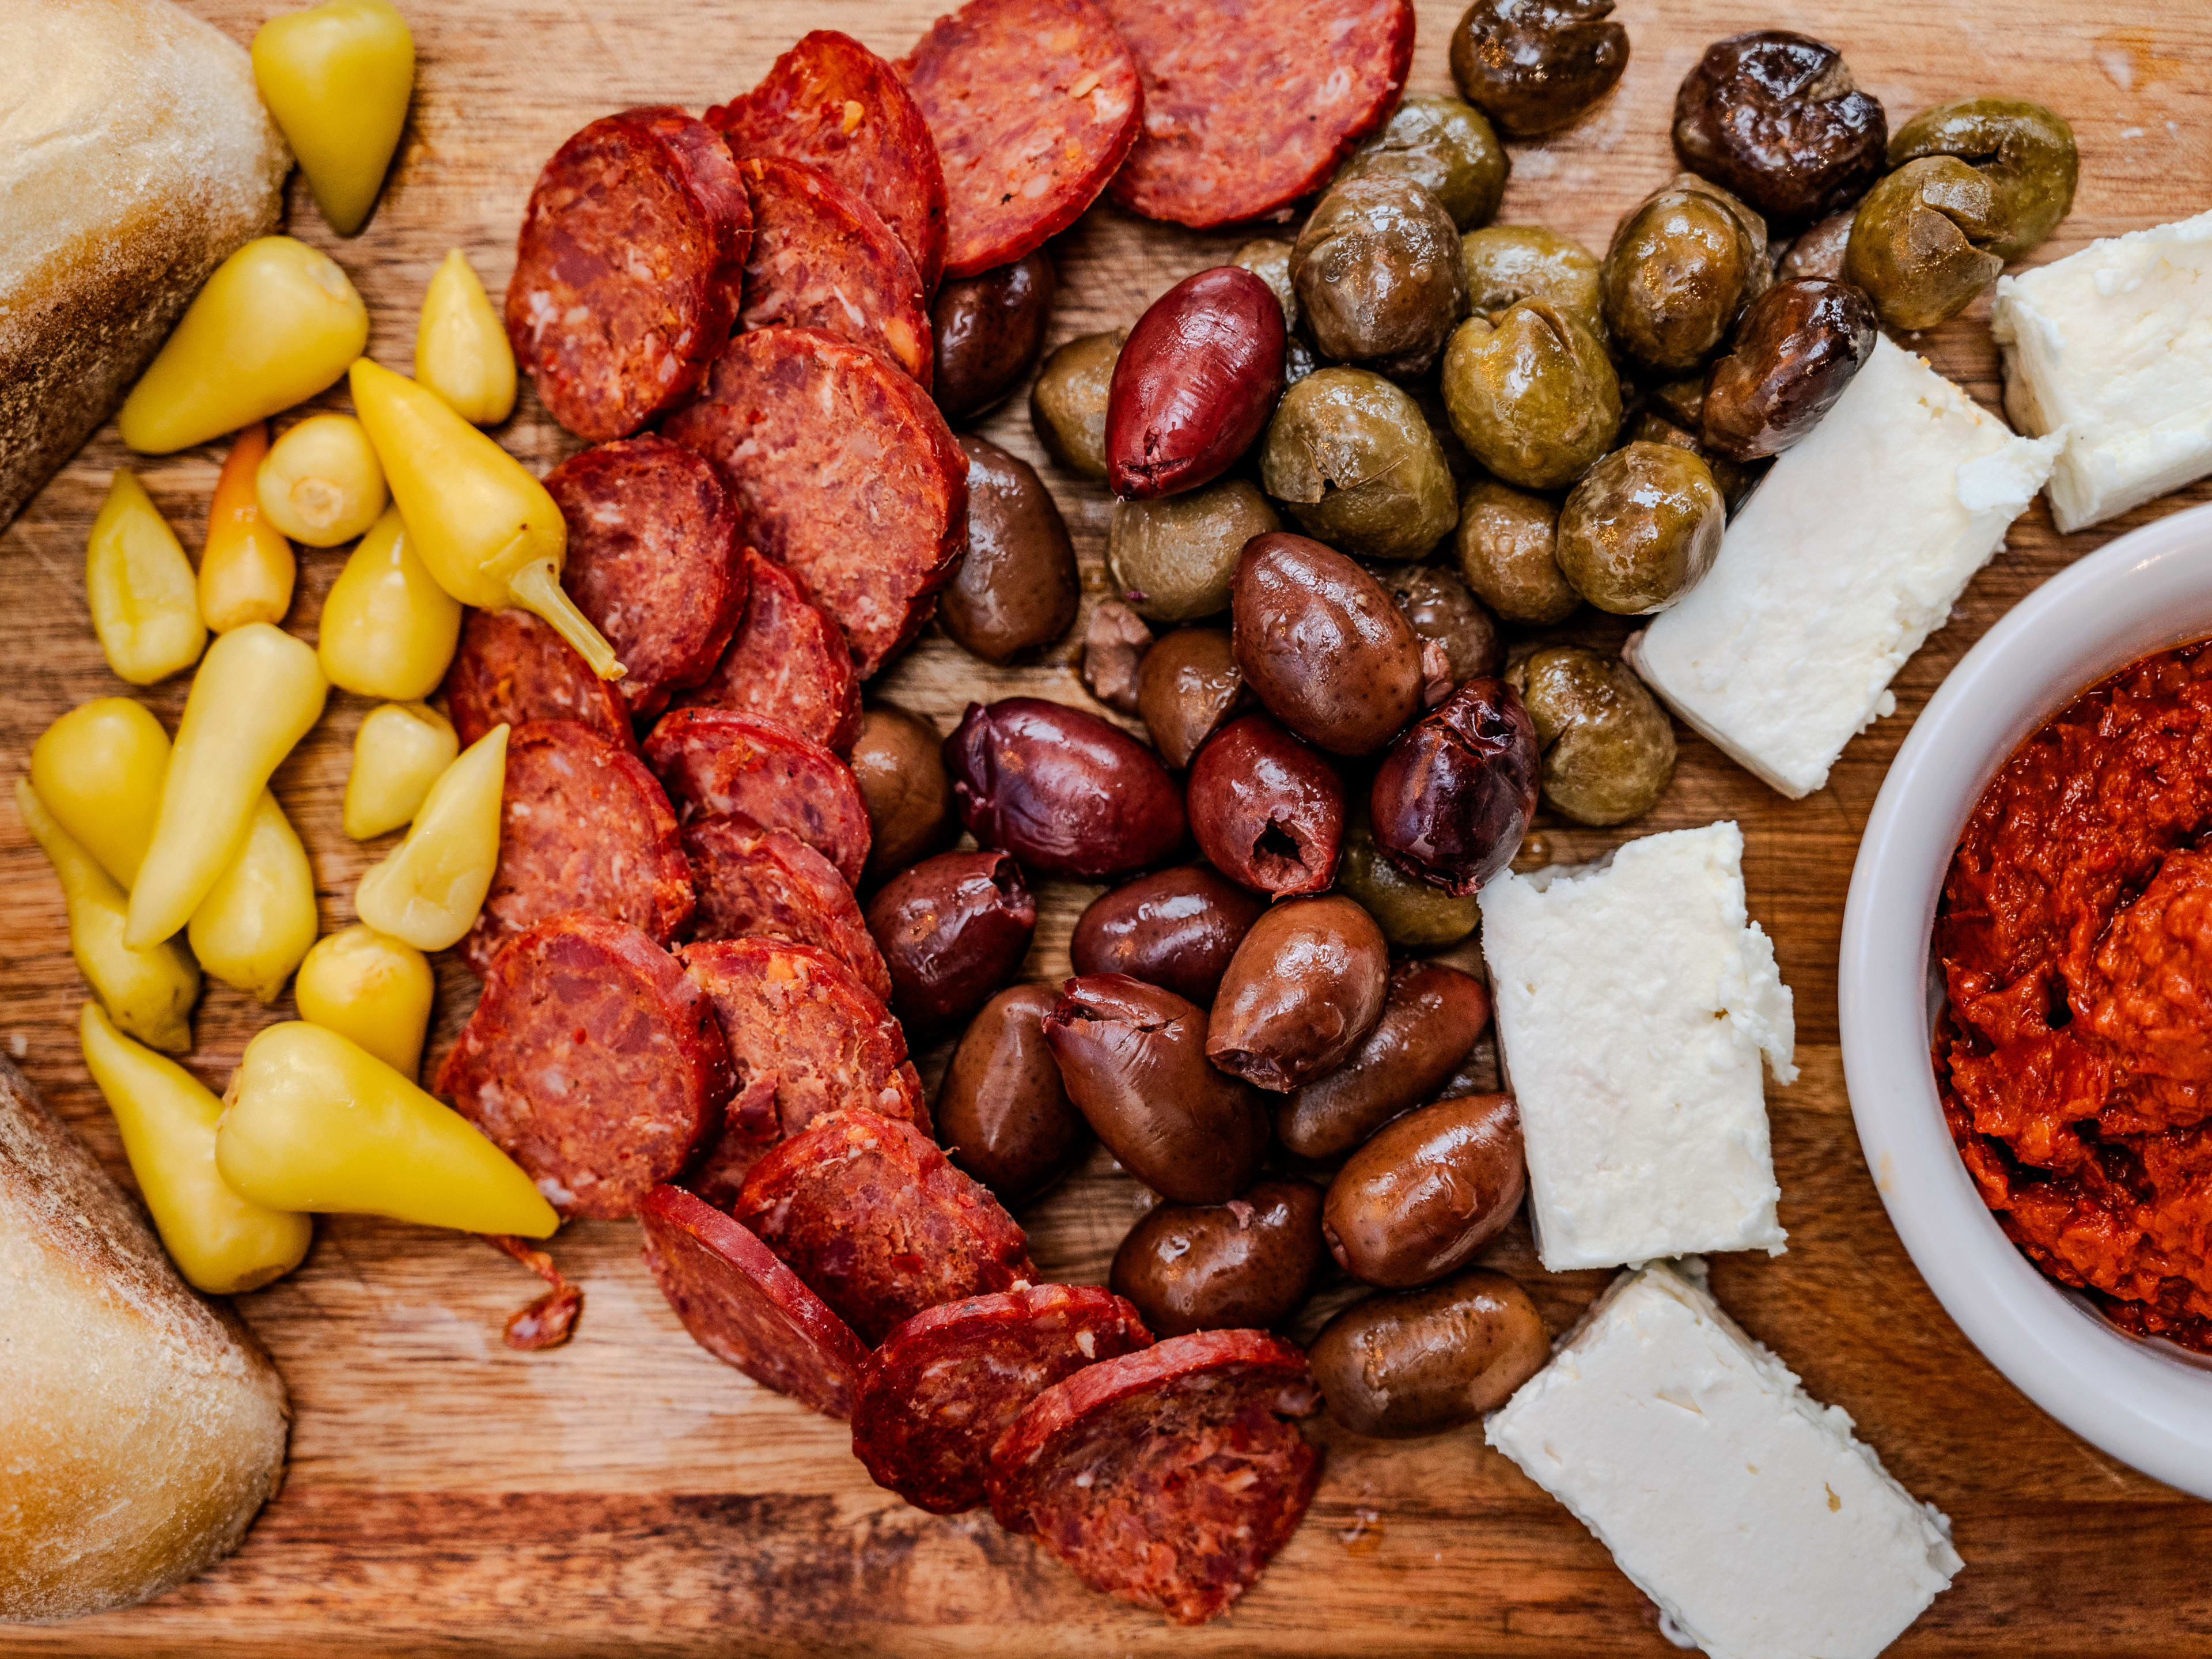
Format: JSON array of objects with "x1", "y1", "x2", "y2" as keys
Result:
[{"x1": 1844, "y1": 156, "x2": 2006, "y2": 330}]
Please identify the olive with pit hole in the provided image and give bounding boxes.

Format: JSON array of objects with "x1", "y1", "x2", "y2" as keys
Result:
[
  {"x1": 1844, "y1": 156, "x2": 2006, "y2": 330},
  {"x1": 1555, "y1": 441, "x2": 1725, "y2": 615},
  {"x1": 851, "y1": 705, "x2": 955, "y2": 887},
  {"x1": 1601, "y1": 176, "x2": 1770, "y2": 374},
  {"x1": 1454, "y1": 480, "x2": 1578, "y2": 624},
  {"x1": 1671, "y1": 31, "x2": 1888, "y2": 225},
  {"x1": 1106, "y1": 266, "x2": 1286, "y2": 499},
  {"x1": 1778, "y1": 207, "x2": 1858, "y2": 281},
  {"x1": 1335, "y1": 801, "x2": 1482, "y2": 949},
  {"x1": 941, "y1": 435, "x2": 1079, "y2": 664},
  {"x1": 1080, "y1": 601, "x2": 1152, "y2": 714},
  {"x1": 1369, "y1": 677, "x2": 1539, "y2": 897},
  {"x1": 1186, "y1": 714, "x2": 1345, "y2": 898},
  {"x1": 1508, "y1": 645, "x2": 1676, "y2": 826},
  {"x1": 932, "y1": 250, "x2": 1056, "y2": 425},
  {"x1": 1070, "y1": 865, "x2": 1265, "y2": 1006},
  {"x1": 945, "y1": 698, "x2": 1187, "y2": 880},
  {"x1": 864, "y1": 849, "x2": 1038, "y2": 1032},
  {"x1": 1232, "y1": 239, "x2": 1298, "y2": 332},
  {"x1": 1887, "y1": 96, "x2": 2077, "y2": 261},
  {"x1": 935, "y1": 984, "x2": 1090, "y2": 1206},
  {"x1": 1291, "y1": 176, "x2": 1468, "y2": 380},
  {"x1": 1206, "y1": 895, "x2": 1389, "y2": 1092},
  {"x1": 1276, "y1": 961, "x2": 1493, "y2": 1162},
  {"x1": 1702, "y1": 276, "x2": 1876, "y2": 460},
  {"x1": 1108, "y1": 477, "x2": 1281, "y2": 623},
  {"x1": 1449, "y1": 0, "x2": 1629, "y2": 137},
  {"x1": 1232, "y1": 533, "x2": 1426, "y2": 756},
  {"x1": 1336, "y1": 95, "x2": 1510, "y2": 232},
  {"x1": 1258, "y1": 368, "x2": 1458, "y2": 562},
  {"x1": 1460, "y1": 225, "x2": 1605, "y2": 338},
  {"x1": 1029, "y1": 328, "x2": 1123, "y2": 479},
  {"x1": 1323, "y1": 1093, "x2": 1526, "y2": 1287},
  {"x1": 1440, "y1": 300, "x2": 1621, "y2": 491},
  {"x1": 1311, "y1": 1268, "x2": 1549, "y2": 1437},
  {"x1": 1373, "y1": 562, "x2": 1501, "y2": 689},
  {"x1": 1110, "y1": 1179, "x2": 1325, "y2": 1338},
  {"x1": 1137, "y1": 626, "x2": 1244, "y2": 769}
]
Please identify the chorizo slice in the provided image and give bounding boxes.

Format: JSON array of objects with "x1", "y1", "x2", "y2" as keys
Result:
[
  {"x1": 545, "y1": 436, "x2": 747, "y2": 718},
  {"x1": 732, "y1": 1109, "x2": 1034, "y2": 1344},
  {"x1": 461, "y1": 720, "x2": 695, "y2": 978},
  {"x1": 681, "y1": 813, "x2": 892, "y2": 1003},
  {"x1": 987, "y1": 1328, "x2": 1323, "y2": 1624},
  {"x1": 643, "y1": 706, "x2": 872, "y2": 888},
  {"x1": 442, "y1": 607, "x2": 634, "y2": 753},
  {"x1": 639, "y1": 1184, "x2": 868, "y2": 1418},
  {"x1": 662, "y1": 325, "x2": 967, "y2": 680},
  {"x1": 437, "y1": 914, "x2": 732, "y2": 1220},
  {"x1": 851, "y1": 1285, "x2": 1153, "y2": 1514},
  {"x1": 506, "y1": 107, "x2": 752, "y2": 441},
  {"x1": 673, "y1": 549, "x2": 862, "y2": 756},
  {"x1": 896, "y1": 0, "x2": 1142, "y2": 278},
  {"x1": 738, "y1": 157, "x2": 931, "y2": 387}
]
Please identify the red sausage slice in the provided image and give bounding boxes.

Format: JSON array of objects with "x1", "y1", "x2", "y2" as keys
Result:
[
  {"x1": 738, "y1": 157, "x2": 931, "y2": 387},
  {"x1": 438, "y1": 915, "x2": 732, "y2": 1220},
  {"x1": 896, "y1": 0, "x2": 1142, "y2": 279},
  {"x1": 681, "y1": 813, "x2": 891, "y2": 1003},
  {"x1": 852, "y1": 1285, "x2": 1153, "y2": 1514},
  {"x1": 443, "y1": 607, "x2": 634, "y2": 753},
  {"x1": 639, "y1": 1184, "x2": 869, "y2": 1418},
  {"x1": 643, "y1": 706, "x2": 872, "y2": 888},
  {"x1": 987, "y1": 1328, "x2": 1323, "y2": 1624},
  {"x1": 674, "y1": 550, "x2": 862, "y2": 756},
  {"x1": 507, "y1": 107, "x2": 752, "y2": 441}
]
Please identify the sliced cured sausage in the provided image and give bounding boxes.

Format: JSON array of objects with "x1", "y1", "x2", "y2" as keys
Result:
[
  {"x1": 851, "y1": 1285, "x2": 1153, "y2": 1514},
  {"x1": 639, "y1": 1184, "x2": 868, "y2": 1418},
  {"x1": 546, "y1": 437, "x2": 747, "y2": 718},
  {"x1": 438, "y1": 915, "x2": 732, "y2": 1220},
  {"x1": 681, "y1": 813, "x2": 892, "y2": 1003},
  {"x1": 662, "y1": 326, "x2": 967, "y2": 680},
  {"x1": 732, "y1": 1110, "x2": 1034, "y2": 1343},
  {"x1": 675, "y1": 549, "x2": 863, "y2": 755},
  {"x1": 462, "y1": 720, "x2": 695, "y2": 978},
  {"x1": 507, "y1": 107, "x2": 752, "y2": 441},
  {"x1": 738, "y1": 157, "x2": 931, "y2": 386},
  {"x1": 443, "y1": 607, "x2": 634, "y2": 752},
  {"x1": 987, "y1": 1328, "x2": 1323, "y2": 1624},
  {"x1": 1101, "y1": 0, "x2": 1415, "y2": 229},
  {"x1": 643, "y1": 706, "x2": 872, "y2": 888},
  {"x1": 896, "y1": 0, "x2": 1142, "y2": 278},
  {"x1": 709, "y1": 30, "x2": 949, "y2": 294}
]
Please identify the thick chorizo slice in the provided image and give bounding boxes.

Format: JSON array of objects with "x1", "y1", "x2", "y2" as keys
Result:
[
  {"x1": 442, "y1": 607, "x2": 634, "y2": 753},
  {"x1": 732, "y1": 1109, "x2": 1034, "y2": 1344},
  {"x1": 507, "y1": 107, "x2": 752, "y2": 441},
  {"x1": 545, "y1": 436, "x2": 747, "y2": 719},
  {"x1": 662, "y1": 326, "x2": 967, "y2": 680},
  {"x1": 1101, "y1": 0, "x2": 1414, "y2": 229},
  {"x1": 643, "y1": 706, "x2": 871, "y2": 888},
  {"x1": 738, "y1": 157, "x2": 930, "y2": 387},
  {"x1": 639, "y1": 1184, "x2": 868, "y2": 1418},
  {"x1": 852, "y1": 1285, "x2": 1153, "y2": 1514},
  {"x1": 709, "y1": 30, "x2": 949, "y2": 295},
  {"x1": 674, "y1": 550, "x2": 862, "y2": 756},
  {"x1": 681, "y1": 813, "x2": 891, "y2": 1003},
  {"x1": 462, "y1": 720, "x2": 695, "y2": 978},
  {"x1": 437, "y1": 914, "x2": 732, "y2": 1220},
  {"x1": 896, "y1": 0, "x2": 1141, "y2": 278},
  {"x1": 987, "y1": 1328, "x2": 1323, "y2": 1624}
]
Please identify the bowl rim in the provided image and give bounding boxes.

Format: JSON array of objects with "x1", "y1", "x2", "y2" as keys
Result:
[{"x1": 1840, "y1": 498, "x2": 2212, "y2": 1501}]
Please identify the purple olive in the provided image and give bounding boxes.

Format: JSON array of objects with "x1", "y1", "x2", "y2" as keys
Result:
[
  {"x1": 1070, "y1": 865, "x2": 1266, "y2": 1005},
  {"x1": 945, "y1": 698, "x2": 1187, "y2": 880},
  {"x1": 1369, "y1": 678, "x2": 1539, "y2": 896},
  {"x1": 1185, "y1": 714, "x2": 1345, "y2": 897},
  {"x1": 1106, "y1": 267, "x2": 1287, "y2": 499}
]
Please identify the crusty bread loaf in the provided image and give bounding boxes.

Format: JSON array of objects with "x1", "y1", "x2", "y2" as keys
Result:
[
  {"x1": 0, "y1": 1056, "x2": 289, "y2": 1622},
  {"x1": 0, "y1": 0, "x2": 291, "y2": 529}
]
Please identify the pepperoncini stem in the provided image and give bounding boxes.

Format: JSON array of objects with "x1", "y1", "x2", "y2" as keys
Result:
[{"x1": 506, "y1": 555, "x2": 624, "y2": 680}]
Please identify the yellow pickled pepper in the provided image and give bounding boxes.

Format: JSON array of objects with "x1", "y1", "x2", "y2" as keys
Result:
[
  {"x1": 188, "y1": 791, "x2": 319, "y2": 1003},
  {"x1": 86, "y1": 471, "x2": 207, "y2": 685},
  {"x1": 256, "y1": 412, "x2": 388, "y2": 547},
  {"x1": 294, "y1": 923, "x2": 433, "y2": 1077},
  {"x1": 29, "y1": 698, "x2": 171, "y2": 889},
  {"x1": 416, "y1": 249, "x2": 516, "y2": 425},
  {"x1": 317, "y1": 506, "x2": 461, "y2": 700},
  {"x1": 353, "y1": 723, "x2": 506, "y2": 951},
  {"x1": 200, "y1": 423, "x2": 297, "y2": 632},
  {"x1": 251, "y1": 0, "x2": 415, "y2": 238},
  {"x1": 344, "y1": 701, "x2": 457, "y2": 839}
]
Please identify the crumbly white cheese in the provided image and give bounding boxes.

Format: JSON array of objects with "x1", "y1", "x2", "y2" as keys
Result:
[
  {"x1": 1486, "y1": 1262, "x2": 1963, "y2": 1659},
  {"x1": 1627, "y1": 334, "x2": 2059, "y2": 798},
  {"x1": 1478, "y1": 822, "x2": 1793, "y2": 1272},
  {"x1": 1991, "y1": 209, "x2": 2212, "y2": 533}
]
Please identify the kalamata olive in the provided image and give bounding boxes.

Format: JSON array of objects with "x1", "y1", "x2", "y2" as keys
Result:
[
  {"x1": 1888, "y1": 96, "x2": 2077, "y2": 261},
  {"x1": 1671, "y1": 32, "x2": 1887, "y2": 225},
  {"x1": 1601, "y1": 175, "x2": 1770, "y2": 374},
  {"x1": 945, "y1": 698, "x2": 1187, "y2": 880},
  {"x1": 1778, "y1": 207, "x2": 1857, "y2": 281},
  {"x1": 851, "y1": 705, "x2": 955, "y2": 887},
  {"x1": 865, "y1": 849, "x2": 1039, "y2": 1031},
  {"x1": 935, "y1": 984, "x2": 1090, "y2": 1206},
  {"x1": 1369, "y1": 677, "x2": 1539, "y2": 897},
  {"x1": 1276, "y1": 961, "x2": 1493, "y2": 1162},
  {"x1": 1336, "y1": 95, "x2": 1510, "y2": 232},
  {"x1": 1207, "y1": 895, "x2": 1389, "y2": 1092},
  {"x1": 1555, "y1": 441, "x2": 1725, "y2": 615},
  {"x1": 1110, "y1": 1180, "x2": 1326, "y2": 1338},
  {"x1": 1440, "y1": 300, "x2": 1621, "y2": 490},
  {"x1": 1137, "y1": 627, "x2": 1244, "y2": 769},
  {"x1": 1372, "y1": 562, "x2": 1502, "y2": 688},
  {"x1": 1844, "y1": 156, "x2": 2006, "y2": 331},
  {"x1": 1449, "y1": 0, "x2": 1629, "y2": 137},
  {"x1": 1291, "y1": 177, "x2": 1469, "y2": 381},
  {"x1": 1079, "y1": 601, "x2": 1152, "y2": 714},
  {"x1": 1231, "y1": 239, "x2": 1298, "y2": 332},
  {"x1": 1334, "y1": 801, "x2": 1482, "y2": 949},
  {"x1": 1029, "y1": 328, "x2": 1123, "y2": 479},
  {"x1": 1185, "y1": 714, "x2": 1345, "y2": 898},
  {"x1": 1454, "y1": 479, "x2": 1578, "y2": 624},
  {"x1": 1257, "y1": 368, "x2": 1458, "y2": 562},
  {"x1": 941, "y1": 435, "x2": 1080, "y2": 664},
  {"x1": 932, "y1": 250, "x2": 1057, "y2": 424},
  {"x1": 1460, "y1": 224, "x2": 1606, "y2": 338},
  {"x1": 1702, "y1": 276, "x2": 1876, "y2": 461},
  {"x1": 1108, "y1": 478, "x2": 1281, "y2": 623},
  {"x1": 1106, "y1": 267, "x2": 1287, "y2": 499},
  {"x1": 1323, "y1": 1093, "x2": 1525, "y2": 1287},
  {"x1": 1508, "y1": 645, "x2": 1676, "y2": 826},
  {"x1": 1232, "y1": 533, "x2": 1425, "y2": 756},
  {"x1": 1070, "y1": 865, "x2": 1265, "y2": 1005},
  {"x1": 1310, "y1": 1269, "x2": 1548, "y2": 1437},
  {"x1": 1044, "y1": 974, "x2": 1270, "y2": 1205}
]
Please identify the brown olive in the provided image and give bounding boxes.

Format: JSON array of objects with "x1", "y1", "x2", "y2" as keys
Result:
[
  {"x1": 1623, "y1": 407, "x2": 1765, "y2": 520},
  {"x1": 1137, "y1": 626, "x2": 1244, "y2": 769},
  {"x1": 1322, "y1": 1093, "x2": 1525, "y2": 1287},
  {"x1": 1601, "y1": 175, "x2": 1770, "y2": 374},
  {"x1": 1459, "y1": 224, "x2": 1605, "y2": 339},
  {"x1": 1258, "y1": 368, "x2": 1458, "y2": 562},
  {"x1": 1671, "y1": 32, "x2": 1887, "y2": 225},
  {"x1": 1778, "y1": 207, "x2": 1858, "y2": 281},
  {"x1": 1111, "y1": 1180, "x2": 1326, "y2": 1338},
  {"x1": 1554, "y1": 441, "x2": 1724, "y2": 615},
  {"x1": 1453, "y1": 479, "x2": 1578, "y2": 624},
  {"x1": 1334, "y1": 800, "x2": 1482, "y2": 949},
  {"x1": 945, "y1": 698, "x2": 1187, "y2": 880},
  {"x1": 865, "y1": 849, "x2": 1038, "y2": 1032},
  {"x1": 1108, "y1": 478, "x2": 1281, "y2": 623},
  {"x1": 1230, "y1": 239, "x2": 1299, "y2": 332},
  {"x1": 1232, "y1": 532, "x2": 1425, "y2": 756},
  {"x1": 935, "y1": 984, "x2": 1090, "y2": 1206},
  {"x1": 1702, "y1": 276, "x2": 1876, "y2": 461},
  {"x1": 1440, "y1": 300, "x2": 1621, "y2": 490},
  {"x1": 1844, "y1": 156, "x2": 2007, "y2": 331},
  {"x1": 931, "y1": 250, "x2": 1056, "y2": 425},
  {"x1": 1069, "y1": 865, "x2": 1265, "y2": 1006},
  {"x1": 1508, "y1": 645, "x2": 1676, "y2": 826},
  {"x1": 940, "y1": 435, "x2": 1079, "y2": 664},
  {"x1": 1207, "y1": 895, "x2": 1388, "y2": 1092},
  {"x1": 1888, "y1": 97, "x2": 2078, "y2": 261},
  {"x1": 1368, "y1": 677, "x2": 1539, "y2": 897},
  {"x1": 1275, "y1": 961, "x2": 1493, "y2": 1161},
  {"x1": 1291, "y1": 176, "x2": 1468, "y2": 380},
  {"x1": 1372, "y1": 562, "x2": 1502, "y2": 689},
  {"x1": 1028, "y1": 328, "x2": 1123, "y2": 479},
  {"x1": 1078, "y1": 601, "x2": 1152, "y2": 714},
  {"x1": 1107, "y1": 266, "x2": 1286, "y2": 499},
  {"x1": 850, "y1": 705, "x2": 954, "y2": 887},
  {"x1": 1185, "y1": 714, "x2": 1344, "y2": 898},
  {"x1": 1449, "y1": 0, "x2": 1628, "y2": 138},
  {"x1": 1335, "y1": 95, "x2": 1510, "y2": 232},
  {"x1": 1310, "y1": 1269, "x2": 1548, "y2": 1437}
]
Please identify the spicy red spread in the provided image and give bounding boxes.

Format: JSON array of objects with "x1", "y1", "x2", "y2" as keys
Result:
[{"x1": 1937, "y1": 641, "x2": 2212, "y2": 1350}]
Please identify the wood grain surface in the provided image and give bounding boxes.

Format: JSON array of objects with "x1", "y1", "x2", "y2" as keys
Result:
[{"x1": 2, "y1": 1, "x2": 2209, "y2": 1653}]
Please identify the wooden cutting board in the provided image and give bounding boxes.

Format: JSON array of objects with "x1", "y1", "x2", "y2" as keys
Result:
[{"x1": 2, "y1": 1, "x2": 2207, "y2": 1652}]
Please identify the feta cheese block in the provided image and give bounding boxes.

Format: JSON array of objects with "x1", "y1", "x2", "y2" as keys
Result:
[
  {"x1": 1992, "y1": 209, "x2": 2212, "y2": 533},
  {"x1": 1479, "y1": 821, "x2": 1794, "y2": 1272},
  {"x1": 1627, "y1": 333, "x2": 2059, "y2": 798},
  {"x1": 1486, "y1": 1262, "x2": 1963, "y2": 1659}
]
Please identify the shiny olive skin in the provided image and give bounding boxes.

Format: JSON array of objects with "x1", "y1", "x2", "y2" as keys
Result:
[
  {"x1": 932, "y1": 251, "x2": 1056, "y2": 424},
  {"x1": 1555, "y1": 441, "x2": 1725, "y2": 615},
  {"x1": 1369, "y1": 677, "x2": 1540, "y2": 897},
  {"x1": 1186, "y1": 714, "x2": 1346, "y2": 898},
  {"x1": 945, "y1": 698, "x2": 1187, "y2": 880},
  {"x1": 1137, "y1": 627, "x2": 1244, "y2": 769},
  {"x1": 1509, "y1": 645, "x2": 1676, "y2": 826},
  {"x1": 1624, "y1": 407, "x2": 1763, "y2": 519},
  {"x1": 1702, "y1": 276, "x2": 1876, "y2": 460},
  {"x1": 1109, "y1": 478, "x2": 1282, "y2": 623},
  {"x1": 1323, "y1": 1093, "x2": 1526, "y2": 1287},
  {"x1": 1029, "y1": 328, "x2": 1123, "y2": 479},
  {"x1": 1110, "y1": 1180, "x2": 1325, "y2": 1338},
  {"x1": 1888, "y1": 97, "x2": 2077, "y2": 261},
  {"x1": 1454, "y1": 479, "x2": 1578, "y2": 624},
  {"x1": 851, "y1": 705, "x2": 955, "y2": 887},
  {"x1": 1275, "y1": 961, "x2": 1493, "y2": 1161},
  {"x1": 1449, "y1": 0, "x2": 1628, "y2": 138},
  {"x1": 1311, "y1": 1268, "x2": 1549, "y2": 1437},
  {"x1": 1259, "y1": 368, "x2": 1458, "y2": 562},
  {"x1": 1291, "y1": 176, "x2": 1468, "y2": 381},
  {"x1": 1460, "y1": 225, "x2": 1605, "y2": 338},
  {"x1": 1044, "y1": 974, "x2": 1270, "y2": 1205},
  {"x1": 1778, "y1": 207, "x2": 1858, "y2": 281},
  {"x1": 1374, "y1": 562, "x2": 1502, "y2": 688},
  {"x1": 941, "y1": 436, "x2": 1080, "y2": 664},
  {"x1": 1070, "y1": 865, "x2": 1265, "y2": 1005},
  {"x1": 1441, "y1": 300, "x2": 1622, "y2": 491},
  {"x1": 1336, "y1": 96, "x2": 1510, "y2": 232},
  {"x1": 1231, "y1": 239, "x2": 1299, "y2": 332},
  {"x1": 1107, "y1": 266, "x2": 1287, "y2": 499},
  {"x1": 1232, "y1": 533, "x2": 1425, "y2": 757},
  {"x1": 1206, "y1": 895, "x2": 1389, "y2": 1092},
  {"x1": 1601, "y1": 176, "x2": 1770, "y2": 374},
  {"x1": 1335, "y1": 801, "x2": 1482, "y2": 948},
  {"x1": 1671, "y1": 32, "x2": 1887, "y2": 225},
  {"x1": 1844, "y1": 156, "x2": 2005, "y2": 330},
  {"x1": 864, "y1": 849, "x2": 1039, "y2": 1032},
  {"x1": 936, "y1": 984, "x2": 1090, "y2": 1206},
  {"x1": 1079, "y1": 601, "x2": 1152, "y2": 714}
]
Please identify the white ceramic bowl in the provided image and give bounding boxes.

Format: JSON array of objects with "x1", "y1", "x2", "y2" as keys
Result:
[{"x1": 1841, "y1": 499, "x2": 2212, "y2": 1498}]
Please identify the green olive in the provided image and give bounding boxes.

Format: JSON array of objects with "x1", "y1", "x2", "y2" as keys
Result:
[
  {"x1": 1293, "y1": 176, "x2": 1469, "y2": 379},
  {"x1": 1454, "y1": 479, "x2": 1578, "y2": 624},
  {"x1": 1601, "y1": 176, "x2": 1769, "y2": 373},
  {"x1": 1232, "y1": 239, "x2": 1300, "y2": 332},
  {"x1": 1554, "y1": 441, "x2": 1724, "y2": 615},
  {"x1": 1440, "y1": 300, "x2": 1621, "y2": 491},
  {"x1": 1028, "y1": 328, "x2": 1124, "y2": 479},
  {"x1": 1507, "y1": 645, "x2": 1675, "y2": 825},
  {"x1": 1459, "y1": 225, "x2": 1605, "y2": 339},
  {"x1": 1844, "y1": 156, "x2": 2007, "y2": 331},
  {"x1": 1622, "y1": 410, "x2": 1763, "y2": 519},
  {"x1": 1335, "y1": 800, "x2": 1481, "y2": 948},
  {"x1": 1108, "y1": 478, "x2": 1281, "y2": 622},
  {"x1": 1259, "y1": 367, "x2": 1459, "y2": 561},
  {"x1": 1888, "y1": 97, "x2": 2077, "y2": 261},
  {"x1": 1337, "y1": 95, "x2": 1510, "y2": 231}
]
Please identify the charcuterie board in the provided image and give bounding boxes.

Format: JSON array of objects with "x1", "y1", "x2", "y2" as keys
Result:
[{"x1": 2, "y1": 0, "x2": 2209, "y2": 1651}]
